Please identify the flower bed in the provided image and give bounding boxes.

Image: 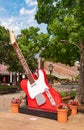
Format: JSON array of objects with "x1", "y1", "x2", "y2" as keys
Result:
[
  {"x1": 11, "y1": 97, "x2": 21, "y2": 113},
  {"x1": 11, "y1": 98, "x2": 21, "y2": 104},
  {"x1": 68, "y1": 100, "x2": 79, "y2": 115},
  {"x1": 68, "y1": 100, "x2": 79, "y2": 106},
  {"x1": 57, "y1": 103, "x2": 69, "y2": 109},
  {"x1": 56, "y1": 103, "x2": 69, "y2": 123}
]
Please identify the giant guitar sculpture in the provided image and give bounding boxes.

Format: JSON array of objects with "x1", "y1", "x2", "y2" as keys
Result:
[{"x1": 9, "y1": 30, "x2": 62, "y2": 112}]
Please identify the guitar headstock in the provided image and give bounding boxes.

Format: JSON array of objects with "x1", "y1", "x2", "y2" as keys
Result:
[{"x1": 9, "y1": 30, "x2": 16, "y2": 44}]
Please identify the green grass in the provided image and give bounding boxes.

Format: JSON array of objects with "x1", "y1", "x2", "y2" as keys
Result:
[{"x1": 59, "y1": 91, "x2": 76, "y2": 98}]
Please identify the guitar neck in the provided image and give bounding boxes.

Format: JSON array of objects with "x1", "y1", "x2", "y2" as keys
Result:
[{"x1": 13, "y1": 42, "x2": 34, "y2": 84}]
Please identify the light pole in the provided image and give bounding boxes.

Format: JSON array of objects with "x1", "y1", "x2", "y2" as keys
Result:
[{"x1": 49, "y1": 64, "x2": 53, "y2": 84}]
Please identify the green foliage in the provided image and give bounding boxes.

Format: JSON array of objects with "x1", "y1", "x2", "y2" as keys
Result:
[
  {"x1": 17, "y1": 27, "x2": 49, "y2": 71},
  {"x1": 0, "y1": 26, "x2": 21, "y2": 72},
  {"x1": 35, "y1": 0, "x2": 84, "y2": 103},
  {"x1": 0, "y1": 85, "x2": 17, "y2": 90},
  {"x1": 35, "y1": 0, "x2": 84, "y2": 65},
  {"x1": 59, "y1": 92, "x2": 68, "y2": 97},
  {"x1": 0, "y1": 26, "x2": 10, "y2": 63},
  {"x1": 47, "y1": 74, "x2": 55, "y2": 80},
  {"x1": 59, "y1": 91, "x2": 76, "y2": 98},
  {"x1": 0, "y1": 26, "x2": 50, "y2": 72},
  {"x1": 0, "y1": 26, "x2": 9, "y2": 43},
  {"x1": 70, "y1": 91, "x2": 76, "y2": 97},
  {"x1": 0, "y1": 85, "x2": 17, "y2": 94}
]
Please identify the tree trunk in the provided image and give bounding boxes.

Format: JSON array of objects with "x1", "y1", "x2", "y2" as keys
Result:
[{"x1": 75, "y1": 42, "x2": 84, "y2": 104}]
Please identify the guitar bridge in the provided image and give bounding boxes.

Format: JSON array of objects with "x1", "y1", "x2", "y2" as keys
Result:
[{"x1": 35, "y1": 93, "x2": 46, "y2": 106}]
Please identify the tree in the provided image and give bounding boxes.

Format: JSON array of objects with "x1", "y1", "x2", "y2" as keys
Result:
[
  {"x1": 0, "y1": 26, "x2": 23, "y2": 72},
  {"x1": 35, "y1": 0, "x2": 84, "y2": 104},
  {"x1": 0, "y1": 26, "x2": 10, "y2": 63},
  {"x1": 17, "y1": 27, "x2": 39, "y2": 72},
  {"x1": 0, "y1": 26, "x2": 49, "y2": 73},
  {"x1": 18, "y1": 27, "x2": 49, "y2": 71}
]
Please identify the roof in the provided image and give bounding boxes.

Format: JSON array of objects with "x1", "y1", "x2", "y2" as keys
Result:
[{"x1": 0, "y1": 64, "x2": 9, "y2": 75}]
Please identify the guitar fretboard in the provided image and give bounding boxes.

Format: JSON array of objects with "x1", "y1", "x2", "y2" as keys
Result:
[{"x1": 13, "y1": 42, "x2": 35, "y2": 84}]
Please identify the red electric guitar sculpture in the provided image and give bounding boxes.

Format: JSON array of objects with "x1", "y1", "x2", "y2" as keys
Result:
[{"x1": 9, "y1": 30, "x2": 62, "y2": 112}]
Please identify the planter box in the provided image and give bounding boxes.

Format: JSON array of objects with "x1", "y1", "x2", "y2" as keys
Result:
[
  {"x1": 57, "y1": 108, "x2": 68, "y2": 123},
  {"x1": 19, "y1": 106, "x2": 57, "y2": 120},
  {"x1": 11, "y1": 103, "x2": 19, "y2": 113}
]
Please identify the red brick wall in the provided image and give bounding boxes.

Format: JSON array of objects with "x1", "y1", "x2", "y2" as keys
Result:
[{"x1": 43, "y1": 61, "x2": 78, "y2": 79}]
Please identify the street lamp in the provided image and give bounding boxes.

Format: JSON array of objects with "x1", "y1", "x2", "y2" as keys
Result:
[{"x1": 49, "y1": 64, "x2": 53, "y2": 84}]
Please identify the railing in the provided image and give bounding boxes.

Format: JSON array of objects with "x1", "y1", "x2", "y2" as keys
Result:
[{"x1": 52, "y1": 84, "x2": 78, "y2": 92}]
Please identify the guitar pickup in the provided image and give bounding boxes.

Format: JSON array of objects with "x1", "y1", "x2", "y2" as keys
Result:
[{"x1": 31, "y1": 82, "x2": 36, "y2": 87}]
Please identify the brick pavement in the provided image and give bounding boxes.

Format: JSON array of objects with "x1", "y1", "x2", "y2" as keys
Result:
[
  {"x1": 0, "y1": 92, "x2": 84, "y2": 130},
  {"x1": 0, "y1": 91, "x2": 22, "y2": 112},
  {"x1": 0, "y1": 111, "x2": 84, "y2": 130}
]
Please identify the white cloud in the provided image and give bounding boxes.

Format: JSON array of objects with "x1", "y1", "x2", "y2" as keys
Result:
[
  {"x1": 0, "y1": 15, "x2": 47, "y2": 35},
  {"x1": 25, "y1": 0, "x2": 37, "y2": 6},
  {"x1": 0, "y1": 13, "x2": 38, "y2": 35},
  {"x1": 0, "y1": 16, "x2": 20, "y2": 35},
  {"x1": 20, "y1": 7, "x2": 36, "y2": 15},
  {"x1": 0, "y1": 1, "x2": 47, "y2": 35}
]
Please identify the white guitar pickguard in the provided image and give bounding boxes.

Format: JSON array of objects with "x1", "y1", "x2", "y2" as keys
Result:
[{"x1": 27, "y1": 69, "x2": 48, "y2": 99}]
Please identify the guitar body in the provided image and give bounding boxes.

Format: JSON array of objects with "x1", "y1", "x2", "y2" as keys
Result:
[{"x1": 20, "y1": 69, "x2": 62, "y2": 112}]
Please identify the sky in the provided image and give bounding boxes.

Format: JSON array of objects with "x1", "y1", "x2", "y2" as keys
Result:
[{"x1": 0, "y1": 0, "x2": 47, "y2": 35}]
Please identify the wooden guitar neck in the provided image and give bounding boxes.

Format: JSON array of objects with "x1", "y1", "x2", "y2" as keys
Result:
[{"x1": 9, "y1": 30, "x2": 34, "y2": 84}]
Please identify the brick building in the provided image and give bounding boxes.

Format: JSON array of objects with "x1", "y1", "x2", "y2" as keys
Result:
[{"x1": 0, "y1": 60, "x2": 78, "y2": 84}]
